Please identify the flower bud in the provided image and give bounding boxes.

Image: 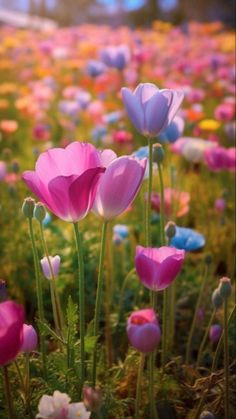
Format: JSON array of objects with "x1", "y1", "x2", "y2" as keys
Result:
[
  {"x1": 209, "y1": 324, "x2": 222, "y2": 344},
  {"x1": 83, "y1": 386, "x2": 102, "y2": 412},
  {"x1": 22, "y1": 197, "x2": 35, "y2": 219},
  {"x1": 153, "y1": 143, "x2": 165, "y2": 164},
  {"x1": 40, "y1": 255, "x2": 61, "y2": 280},
  {"x1": 0, "y1": 280, "x2": 7, "y2": 302},
  {"x1": 165, "y1": 221, "x2": 176, "y2": 239},
  {"x1": 34, "y1": 202, "x2": 46, "y2": 223},
  {"x1": 199, "y1": 411, "x2": 215, "y2": 419},
  {"x1": 204, "y1": 254, "x2": 213, "y2": 265},
  {"x1": 211, "y1": 288, "x2": 223, "y2": 309},
  {"x1": 20, "y1": 324, "x2": 38, "y2": 352},
  {"x1": 218, "y1": 277, "x2": 232, "y2": 299}
]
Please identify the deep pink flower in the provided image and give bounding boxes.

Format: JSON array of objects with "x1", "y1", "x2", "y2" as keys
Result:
[
  {"x1": 93, "y1": 156, "x2": 146, "y2": 220},
  {"x1": 23, "y1": 142, "x2": 107, "y2": 222},
  {"x1": 135, "y1": 246, "x2": 185, "y2": 291},
  {"x1": 0, "y1": 300, "x2": 24, "y2": 365},
  {"x1": 204, "y1": 146, "x2": 236, "y2": 172},
  {"x1": 214, "y1": 103, "x2": 234, "y2": 122},
  {"x1": 127, "y1": 308, "x2": 161, "y2": 353}
]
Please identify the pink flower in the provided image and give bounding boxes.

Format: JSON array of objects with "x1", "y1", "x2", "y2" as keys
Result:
[
  {"x1": 204, "y1": 146, "x2": 236, "y2": 172},
  {"x1": 21, "y1": 324, "x2": 38, "y2": 352},
  {"x1": 214, "y1": 103, "x2": 234, "y2": 122},
  {"x1": 135, "y1": 246, "x2": 185, "y2": 291},
  {"x1": 36, "y1": 391, "x2": 90, "y2": 419},
  {"x1": 127, "y1": 308, "x2": 161, "y2": 353},
  {"x1": 93, "y1": 156, "x2": 146, "y2": 220},
  {"x1": 0, "y1": 300, "x2": 24, "y2": 365},
  {"x1": 23, "y1": 142, "x2": 108, "y2": 222},
  {"x1": 150, "y1": 188, "x2": 190, "y2": 218}
]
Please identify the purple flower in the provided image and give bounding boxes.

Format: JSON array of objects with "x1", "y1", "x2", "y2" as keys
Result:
[
  {"x1": 121, "y1": 83, "x2": 184, "y2": 137},
  {"x1": 209, "y1": 324, "x2": 222, "y2": 344},
  {"x1": 101, "y1": 45, "x2": 130, "y2": 70},
  {"x1": 127, "y1": 308, "x2": 161, "y2": 353}
]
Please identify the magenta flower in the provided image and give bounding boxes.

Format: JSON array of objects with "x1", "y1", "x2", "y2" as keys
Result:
[
  {"x1": 0, "y1": 300, "x2": 24, "y2": 365},
  {"x1": 21, "y1": 324, "x2": 38, "y2": 353},
  {"x1": 204, "y1": 146, "x2": 236, "y2": 172},
  {"x1": 121, "y1": 83, "x2": 184, "y2": 137},
  {"x1": 209, "y1": 324, "x2": 222, "y2": 344},
  {"x1": 93, "y1": 156, "x2": 146, "y2": 220},
  {"x1": 135, "y1": 246, "x2": 185, "y2": 291},
  {"x1": 23, "y1": 142, "x2": 107, "y2": 222},
  {"x1": 127, "y1": 308, "x2": 161, "y2": 353}
]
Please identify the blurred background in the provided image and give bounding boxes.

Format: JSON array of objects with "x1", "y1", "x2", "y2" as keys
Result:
[{"x1": 0, "y1": 0, "x2": 235, "y2": 27}]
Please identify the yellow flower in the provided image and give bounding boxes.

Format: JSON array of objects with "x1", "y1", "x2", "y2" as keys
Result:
[{"x1": 198, "y1": 119, "x2": 221, "y2": 131}]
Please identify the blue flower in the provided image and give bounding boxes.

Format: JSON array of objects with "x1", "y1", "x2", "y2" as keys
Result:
[
  {"x1": 159, "y1": 116, "x2": 184, "y2": 144},
  {"x1": 170, "y1": 226, "x2": 205, "y2": 251},
  {"x1": 113, "y1": 224, "x2": 129, "y2": 239},
  {"x1": 132, "y1": 146, "x2": 149, "y2": 160},
  {"x1": 86, "y1": 60, "x2": 106, "y2": 77}
]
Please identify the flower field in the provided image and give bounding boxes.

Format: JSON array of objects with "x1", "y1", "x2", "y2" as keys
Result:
[{"x1": 0, "y1": 20, "x2": 235, "y2": 419}]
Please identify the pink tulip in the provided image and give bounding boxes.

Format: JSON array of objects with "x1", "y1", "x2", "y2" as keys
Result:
[
  {"x1": 127, "y1": 308, "x2": 161, "y2": 353},
  {"x1": 135, "y1": 246, "x2": 185, "y2": 291},
  {"x1": 0, "y1": 300, "x2": 24, "y2": 365},
  {"x1": 204, "y1": 146, "x2": 236, "y2": 172},
  {"x1": 23, "y1": 142, "x2": 109, "y2": 222},
  {"x1": 93, "y1": 156, "x2": 146, "y2": 220}
]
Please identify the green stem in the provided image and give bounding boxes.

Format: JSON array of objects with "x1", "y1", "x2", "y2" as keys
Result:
[
  {"x1": 157, "y1": 162, "x2": 165, "y2": 245},
  {"x1": 161, "y1": 289, "x2": 168, "y2": 369},
  {"x1": 135, "y1": 353, "x2": 145, "y2": 419},
  {"x1": 3, "y1": 365, "x2": 14, "y2": 419},
  {"x1": 92, "y1": 221, "x2": 108, "y2": 386},
  {"x1": 223, "y1": 299, "x2": 229, "y2": 419},
  {"x1": 73, "y1": 222, "x2": 85, "y2": 390},
  {"x1": 39, "y1": 224, "x2": 63, "y2": 335},
  {"x1": 185, "y1": 264, "x2": 209, "y2": 364},
  {"x1": 148, "y1": 353, "x2": 159, "y2": 419},
  {"x1": 212, "y1": 303, "x2": 235, "y2": 371},
  {"x1": 28, "y1": 218, "x2": 47, "y2": 378},
  {"x1": 196, "y1": 309, "x2": 216, "y2": 367},
  {"x1": 146, "y1": 138, "x2": 153, "y2": 247}
]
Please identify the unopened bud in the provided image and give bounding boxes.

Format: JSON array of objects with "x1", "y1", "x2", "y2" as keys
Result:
[
  {"x1": 34, "y1": 202, "x2": 46, "y2": 223},
  {"x1": 218, "y1": 277, "x2": 232, "y2": 299},
  {"x1": 165, "y1": 221, "x2": 176, "y2": 239},
  {"x1": 22, "y1": 197, "x2": 35, "y2": 219},
  {"x1": 212, "y1": 288, "x2": 223, "y2": 309},
  {"x1": 153, "y1": 143, "x2": 165, "y2": 164},
  {"x1": 204, "y1": 254, "x2": 213, "y2": 265},
  {"x1": 40, "y1": 255, "x2": 61, "y2": 280},
  {"x1": 20, "y1": 324, "x2": 38, "y2": 352},
  {"x1": 209, "y1": 324, "x2": 222, "y2": 344},
  {"x1": 83, "y1": 386, "x2": 102, "y2": 412}
]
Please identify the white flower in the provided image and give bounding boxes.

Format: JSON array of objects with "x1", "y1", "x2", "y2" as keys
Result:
[{"x1": 36, "y1": 391, "x2": 90, "y2": 419}]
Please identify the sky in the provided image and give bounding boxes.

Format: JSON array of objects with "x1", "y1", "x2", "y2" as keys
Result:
[{"x1": 5, "y1": 0, "x2": 178, "y2": 13}]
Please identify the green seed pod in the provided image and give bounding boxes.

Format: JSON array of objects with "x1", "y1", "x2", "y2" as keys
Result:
[
  {"x1": 218, "y1": 277, "x2": 232, "y2": 299},
  {"x1": 22, "y1": 197, "x2": 35, "y2": 219},
  {"x1": 165, "y1": 221, "x2": 176, "y2": 239},
  {"x1": 153, "y1": 143, "x2": 165, "y2": 164},
  {"x1": 34, "y1": 202, "x2": 46, "y2": 223},
  {"x1": 211, "y1": 288, "x2": 223, "y2": 309}
]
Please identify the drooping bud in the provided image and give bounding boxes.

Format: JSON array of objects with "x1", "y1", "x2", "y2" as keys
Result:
[
  {"x1": 211, "y1": 288, "x2": 223, "y2": 309},
  {"x1": 83, "y1": 386, "x2": 102, "y2": 412},
  {"x1": 40, "y1": 255, "x2": 61, "y2": 280},
  {"x1": 153, "y1": 143, "x2": 165, "y2": 164},
  {"x1": 165, "y1": 221, "x2": 176, "y2": 239},
  {"x1": 218, "y1": 277, "x2": 232, "y2": 299},
  {"x1": 34, "y1": 202, "x2": 46, "y2": 223},
  {"x1": 22, "y1": 197, "x2": 35, "y2": 219},
  {"x1": 20, "y1": 324, "x2": 38, "y2": 352}
]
